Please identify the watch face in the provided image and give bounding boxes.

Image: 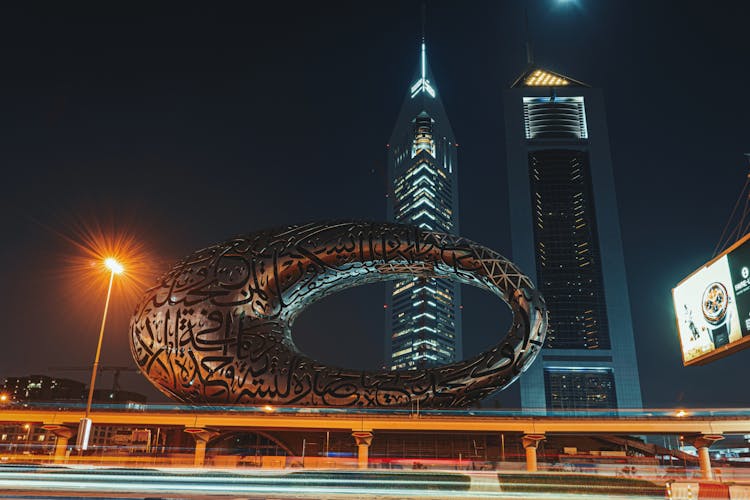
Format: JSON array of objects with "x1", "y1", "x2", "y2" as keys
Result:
[{"x1": 702, "y1": 282, "x2": 729, "y2": 325}]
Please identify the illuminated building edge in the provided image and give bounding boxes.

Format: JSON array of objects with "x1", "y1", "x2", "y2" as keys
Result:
[{"x1": 130, "y1": 221, "x2": 548, "y2": 407}]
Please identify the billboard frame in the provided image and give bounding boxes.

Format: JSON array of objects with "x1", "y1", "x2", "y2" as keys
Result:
[{"x1": 674, "y1": 231, "x2": 750, "y2": 366}]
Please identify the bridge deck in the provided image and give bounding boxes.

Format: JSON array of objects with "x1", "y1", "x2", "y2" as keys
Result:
[{"x1": 0, "y1": 407, "x2": 747, "y2": 434}]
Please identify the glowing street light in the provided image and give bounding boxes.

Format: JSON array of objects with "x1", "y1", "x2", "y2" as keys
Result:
[
  {"x1": 104, "y1": 258, "x2": 124, "y2": 275},
  {"x1": 77, "y1": 257, "x2": 123, "y2": 451}
]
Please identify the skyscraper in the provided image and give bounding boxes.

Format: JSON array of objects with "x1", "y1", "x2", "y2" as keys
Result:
[
  {"x1": 504, "y1": 66, "x2": 642, "y2": 411},
  {"x1": 385, "y1": 42, "x2": 462, "y2": 370}
]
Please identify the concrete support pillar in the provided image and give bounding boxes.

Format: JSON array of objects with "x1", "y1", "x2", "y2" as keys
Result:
[
  {"x1": 697, "y1": 446, "x2": 712, "y2": 479},
  {"x1": 185, "y1": 428, "x2": 219, "y2": 467},
  {"x1": 41, "y1": 425, "x2": 75, "y2": 463},
  {"x1": 522, "y1": 434, "x2": 545, "y2": 472},
  {"x1": 691, "y1": 434, "x2": 724, "y2": 480},
  {"x1": 194, "y1": 439, "x2": 208, "y2": 467},
  {"x1": 352, "y1": 431, "x2": 373, "y2": 469}
]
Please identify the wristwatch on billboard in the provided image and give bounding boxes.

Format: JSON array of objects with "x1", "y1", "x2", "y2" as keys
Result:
[{"x1": 702, "y1": 281, "x2": 731, "y2": 348}]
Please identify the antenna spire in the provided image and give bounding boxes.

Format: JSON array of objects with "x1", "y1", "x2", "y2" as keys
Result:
[
  {"x1": 421, "y1": 42, "x2": 426, "y2": 82},
  {"x1": 524, "y1": 3, "x2": 534, "y2": 65},
  {"x1": 409, "y1": 1, "x2": 436, "y2": 99},
  {"x1": 421, "y1": 1, "x2": 427, "y2": 80}
]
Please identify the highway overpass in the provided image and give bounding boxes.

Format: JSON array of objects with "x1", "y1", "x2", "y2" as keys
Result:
[{"x1": 1, "y1": 406, "x2": 746, "y2": 479}]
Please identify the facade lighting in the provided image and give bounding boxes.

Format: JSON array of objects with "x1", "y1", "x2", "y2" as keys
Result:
[{"x1": 524, "y1": 69, "x2": 570, "y2": 87}]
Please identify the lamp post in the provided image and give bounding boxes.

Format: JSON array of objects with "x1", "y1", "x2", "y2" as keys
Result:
[{"x1": 77, "y1": 257, "x2": 123, "y2": 452}]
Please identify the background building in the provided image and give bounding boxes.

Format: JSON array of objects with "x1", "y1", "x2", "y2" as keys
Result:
[
  {"x1": 0, "y1": 376, "x2": 84, "y2": 456},
  {"x1": 504, "y1": 66, "x2": 642, "y2": 412},
  {"x1": 1, "y1": 375, "x2": 85, "y2": 403},
  {"x1": 90, "y1": 426, "x2": 153, "y2": 453},
  {"x1": 0, "y1": 374, "x2": 149, "y2": 456},
  {"x1": 384, "y1": 42, "x2": 462, "y2": 370},
  {"x1": 1, "y1": 375, "x2": 147, "y2": 405}
]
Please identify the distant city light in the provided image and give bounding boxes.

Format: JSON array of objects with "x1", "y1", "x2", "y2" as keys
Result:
[{"x1": 675, "y1": 409, "x2": 688, "y2": 418}]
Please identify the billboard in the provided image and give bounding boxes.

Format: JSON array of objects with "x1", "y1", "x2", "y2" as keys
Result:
[{"x1": 673, "y1": 233, "x2": 750, "y2": 365}]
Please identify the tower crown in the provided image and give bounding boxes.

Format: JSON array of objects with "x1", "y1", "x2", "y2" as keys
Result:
[
  {"x1": 390, "y1": 40, "x2": 453, "y2": 147},
  {"x1": 409, "y1": 42, "x2": 436, "y2": 98},
  {"x1": 512, "y1": 66, "x2": 589, "y2": 88}
]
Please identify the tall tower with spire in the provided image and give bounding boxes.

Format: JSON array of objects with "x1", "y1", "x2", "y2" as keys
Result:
[{"x1": 384, "y1": 40, "x2": 462, "y2": 370}]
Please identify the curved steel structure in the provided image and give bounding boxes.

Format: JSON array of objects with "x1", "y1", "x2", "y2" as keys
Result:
[{"x1": 129, "y1": 221, "x2": 547, "y2": 407}]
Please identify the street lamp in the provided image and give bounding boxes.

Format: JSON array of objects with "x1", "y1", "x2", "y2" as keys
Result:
[{"x1": 77, "y1": 257, "x2": 123, "y2": 451}]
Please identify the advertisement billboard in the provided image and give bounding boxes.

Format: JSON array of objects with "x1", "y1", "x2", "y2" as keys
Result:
[{"x1": 673, "y1": 233, "x2": 750, "y2": 365}]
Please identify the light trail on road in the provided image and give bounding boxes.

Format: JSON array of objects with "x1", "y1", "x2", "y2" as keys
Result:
[{"x1": 0, "y1": 465, "x2": 666, "y2": 499}]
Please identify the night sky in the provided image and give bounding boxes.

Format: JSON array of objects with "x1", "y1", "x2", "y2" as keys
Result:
[{"x1": 1, "y1": 1, "x2": 748, "y2": 408}]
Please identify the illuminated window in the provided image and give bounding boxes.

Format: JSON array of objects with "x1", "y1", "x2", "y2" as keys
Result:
[
  {"x1": 544, "y1": 367, "x2": 617, "y2": 410},
  {"x1": 529, "y1": 150, "x2": 609, "y2": 349},
  {"x1": 411, "y1": 114, "x2": 436, "y2": 158}
]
